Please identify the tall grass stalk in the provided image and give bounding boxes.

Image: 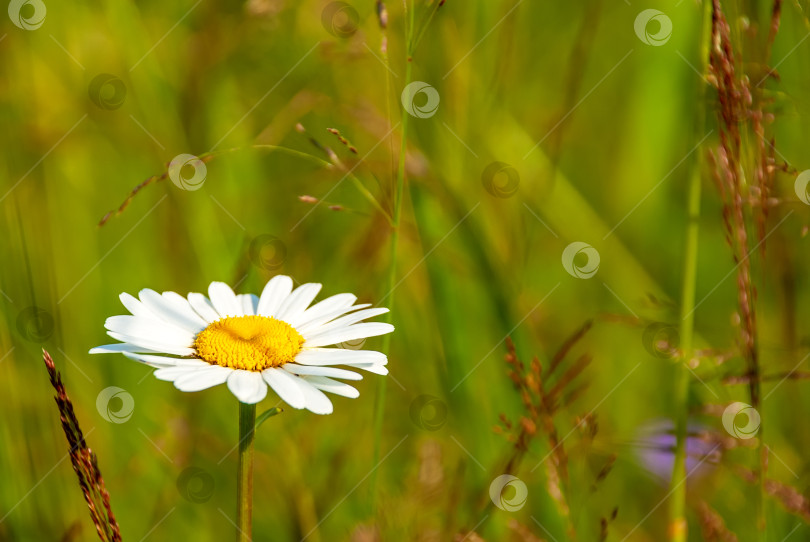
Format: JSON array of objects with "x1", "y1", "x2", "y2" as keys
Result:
[
  {"x1": 668, "y1": 1, "x2": 713, "y2": 540},
  {"x1": 371, "y1": 0, "x2": 416, "y2": 513}
]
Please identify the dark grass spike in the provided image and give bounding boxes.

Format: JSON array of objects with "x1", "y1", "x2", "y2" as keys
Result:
[
  {"x1": 326, "y1": 128, "x2": 358, "y2": 154},
  {"x1": 546, "y1": 353, "x2": 592, "y2": 406},
  {"x1": 98, "y1": 151, "x2": 220, "y2": 227},
  {"x1": 733, "y1": 466, "x2": 810, "y2": 523},
  {"x1": 296, "y1": 122, "x2": 390, "y2": 221},
  {"x1": 489, "y1": 334, "x2": 596, "y2": 539},
  {"x1": 763, "y1": 0, "x2": 783, "y2": 80},
  {"x1": 697, "y1": 501, "x2": 739, "y2": 542},
  {"x1": 544, "y1": 0, "x2": 602, "y2": 179},
  {"x1": 559, "y1": 382, "x2": 590, "y2": 408},
  {"x1": 591, "y1": 454, "x2": 616, "y2": 493},
  {"x1": 722, "y1": 370, "x2": 810, "y2": 385},
  {"x1": 42, "y1": 349, "x2": 123, "y2": 542},
  {"x1": 98, "y1": 144, "x2": 335, "y2": 227},
  {"x1": 707, "y1": 2, "x2": 793, "y2": 531},
  {"x1": 601, "y1": 509, "x2": 621, "y2": 542},
  {"x1": 452, "y1": 530, "x2": 484, "y2": 542},
  {"x1": 296, "y1": 122, "x2": 337, "y2": 164},
  {"x1": 375, "y1": 1, "x2": 388, "y2": 29},
  {"x1": 98, "y1": 172, "x2": 165, "y2": 227},
  {"x1": 297, "y1": 195, "x2": 364, "y2": 216},
  {"x1": 547, "y1": 319, "x2": 593, "y2": 378},
  {"x1": 375, "y1": 0, "x2": 388, "y2": 30},
  {"x1": 506, "y1": 518, "x2": 547, "y2": 542}
]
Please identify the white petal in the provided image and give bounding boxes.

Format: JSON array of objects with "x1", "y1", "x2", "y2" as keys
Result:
[
  {"x1": 275, "y1": 283, "x2": 322, "y2": 323},
  {"x1": 227, "y1": 370, "x2": 268, "y2": 404},
  {"x1": 288, "y1": 293, "x2": 357, "y2": 329},
  {"x1": 296, "y1": 378, "x2": 333, "y2": 415},
  {"x1": 256, "y1": 275, "x2": 294, "y2": 317},
  {"x1": 153, "y1": 362, "x2": 211, "y2": 381},
  {"x1": 105, "y1": 315, "x2": 196, "y2": 346},
  {"x1": 283, "y1": 364, "x2": 363, "y2": 381},
  {"x1": 119, "y1": 292, "x2": 152, "y2": 318},
  {"x1": 90, "y1": 343, "x2": 163, "y2": 355},
  {"x1": 187, "y1": 293, "x2": 221, "y2": 323},
  {"x1": 301, "y1": 308, "x2": 389, "y2": 339},
  {"x1": 340, "y1": 356, "x2": 389, "y2": 366},
  {"x1": 163, "y1": 291, "x2": 210, "y2": 327},
  {"x1": 138, "y1": 289, "x2": 207, "y2": 333},
  {"x1": 106, "y1": 332, "x2": 196, "y2": 356},
  {"x1": 345, "y1": 363, "x2": 389, "y2": 375},
  {"x1": 239, "y1": 294, "x2": 259, "y2": 316},
  {"x1": 261, "y1": 367, "x2": 306, "y2": 409},
  {"x1": 174, "y1": 365, "x2": 232, "y2": 391},
  {"x1": 122, "y1": 352, "x2": 205, "y2": 368},
  {"x1": 303, "y1": 376, "x2": 359, "y2": 398},
  {"x1": 208, "y1": 282, "x2": 242, "y2": 318},
  {"x1": 295, "y1": 304, "x2": 371, "y2": 336},
  {"x1": 294, "y1": 348, "x2": 387, "y2": 366},
  {"x1": 303, "y1": 323, "x2": 394, "y2": 348}
]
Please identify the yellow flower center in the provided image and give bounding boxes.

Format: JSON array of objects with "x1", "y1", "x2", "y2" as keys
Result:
[{"x1": 194, "y1": 315, "x2": 304, "y2": 371}]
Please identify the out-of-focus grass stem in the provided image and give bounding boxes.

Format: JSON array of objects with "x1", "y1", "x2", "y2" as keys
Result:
[
  {"x1": 371, "y1": 0, "x2": 415, "y2": 515},
  {"x1": 668, "y1": 1, "x2": 712, "y2": 540}
]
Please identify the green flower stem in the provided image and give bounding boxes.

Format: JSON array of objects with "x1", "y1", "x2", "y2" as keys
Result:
[
  {"x1": 668, "y1": 2, "x2": 712, "y2": 540},
  {"x1": 237, "y1": 401, "x2": 256, "y2": 542}
]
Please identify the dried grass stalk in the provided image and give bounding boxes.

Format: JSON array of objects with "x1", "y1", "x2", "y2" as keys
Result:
[{"x1": 43, "y1": 349, "x2": 122, "y2": 542}]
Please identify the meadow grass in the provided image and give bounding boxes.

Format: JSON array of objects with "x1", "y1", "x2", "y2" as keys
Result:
[{"x1": 3, "y1": 1, "x2": 810, "y2": 540}]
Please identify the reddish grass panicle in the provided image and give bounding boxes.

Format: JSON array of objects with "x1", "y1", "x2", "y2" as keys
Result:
[{"x1": 42, "y1": 349, "x2": 122, "y2": 542}]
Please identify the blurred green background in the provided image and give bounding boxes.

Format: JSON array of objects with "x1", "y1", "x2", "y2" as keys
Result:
[{"x1": 2, "y1": 0, "x2": 810, "y2": 540}]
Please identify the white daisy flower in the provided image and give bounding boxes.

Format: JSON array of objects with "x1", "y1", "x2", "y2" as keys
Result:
[{"x1": 89, "y1": 276, "x2": 393, "y2": 414}]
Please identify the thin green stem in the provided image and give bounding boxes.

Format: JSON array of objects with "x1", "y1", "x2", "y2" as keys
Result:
[
  {"x1": 215, "y1": 144, "x2": 332, "y2": 167},
  {"x1": 669, "y1": 168, "x2": 700, "y2": 542},
  {"x1": 102, "y1": 143, "x2": 392, "y2": 227},
  {"x1": 231, "y1": 146, "x2": 393, "y2": 224},
  {"x1": 326, "y1": 153, "x2": 393, "y2": 225},
  {"x1": 669, "y1": 2, "x2": 712, "y2": 540},
  {"x1": 411, "y1": 0, "x2": 441, "y2": 52},
  {"x1": 237, "y1": 402, "x2": 256, "y2": 542},
  {"x1": 371, "y1": 0, "x2": 416, "y2": 514}
]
